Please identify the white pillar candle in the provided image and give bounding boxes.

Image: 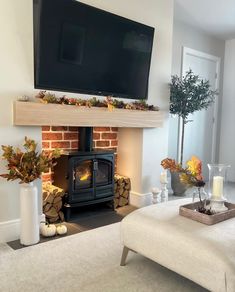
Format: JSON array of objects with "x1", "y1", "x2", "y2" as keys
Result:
[
  {"x1": 160, "y1": 171, "x2": 168, "y2": 184},
  {"x1": 212, "y1": 176, "x2": 223, "y2": 199}
]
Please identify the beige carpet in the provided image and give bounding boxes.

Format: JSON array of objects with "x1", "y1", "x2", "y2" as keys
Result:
[{"x1": 0, "y1": 223, "x2": 207, "y2": 292}]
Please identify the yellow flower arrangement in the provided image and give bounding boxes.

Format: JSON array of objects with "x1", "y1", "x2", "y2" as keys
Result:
[
  {"x1": 161, "y1": 156, "x2": 213, "y2": 214},
  {"x1": 161, "y1": 156, "x2": 205, "y2": 188}
]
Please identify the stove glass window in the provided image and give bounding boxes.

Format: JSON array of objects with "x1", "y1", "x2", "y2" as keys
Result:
[{"x1": 74, "y1": 160, "x2": 93, "y2": 189}]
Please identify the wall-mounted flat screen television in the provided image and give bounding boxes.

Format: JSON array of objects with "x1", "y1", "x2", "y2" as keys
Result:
[{"x1": 33, "y1": 0, "x2": 155, "y2": 100}]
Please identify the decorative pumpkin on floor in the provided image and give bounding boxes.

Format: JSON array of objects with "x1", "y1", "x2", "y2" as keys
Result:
[
  {"x1": 40, "y1": 222, "x2": 57, "y2": 237},
  {"x1": 56, "y1": 224, "x2": 67, "y2": 235}
]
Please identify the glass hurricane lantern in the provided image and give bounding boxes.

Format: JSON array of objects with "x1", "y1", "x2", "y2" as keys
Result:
[{"x1": 207, "y1": 164, "x2": 230, "y2": 213}]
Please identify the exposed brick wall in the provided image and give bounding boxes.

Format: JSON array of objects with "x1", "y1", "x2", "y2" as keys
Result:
[
  {"x1": 41, "y1": 126, "x2": 118, "y2": 183},
  {"x1": 93, "y1": 127, "x2": 118, "y2": 152}
]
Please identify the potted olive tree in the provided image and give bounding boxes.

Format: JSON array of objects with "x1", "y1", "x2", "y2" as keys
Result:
[{"x1": 169, "y1": 69, "x2": 217, "y2": 195}]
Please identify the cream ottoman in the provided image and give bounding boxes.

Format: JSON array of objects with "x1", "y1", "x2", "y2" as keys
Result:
[{"x1": 120, "y1": 199, "x2": 235, "y2": 292}]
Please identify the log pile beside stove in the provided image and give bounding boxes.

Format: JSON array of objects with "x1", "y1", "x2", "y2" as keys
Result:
[
  {"x1": 42, "y1": 183, "x2": 65, "y2": 223},
  {"x1": 114, "y1": 175, "x2": 131, "y2": 208}
]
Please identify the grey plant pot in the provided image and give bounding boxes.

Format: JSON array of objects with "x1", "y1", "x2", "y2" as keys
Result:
[{"x1": 171, "y1": 171, "x2": 188, "y2": 196}]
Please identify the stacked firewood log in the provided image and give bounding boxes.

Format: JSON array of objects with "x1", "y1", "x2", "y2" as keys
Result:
[
  {"x1": 42, "y1": 183, "x2": 65, "y2": 223},
  {"x1": 114, "y1": 174, "x2": 131, "y2": 208}
]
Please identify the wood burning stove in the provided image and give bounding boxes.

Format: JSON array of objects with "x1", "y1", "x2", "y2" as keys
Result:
[{"x1": 53, "y1": 127, "x2": 115, "y2": 220}]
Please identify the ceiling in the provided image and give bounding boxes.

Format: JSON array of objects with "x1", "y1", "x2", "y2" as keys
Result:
[{"x1": 174, "y1": 0, "x2": 235, "y2": 40}]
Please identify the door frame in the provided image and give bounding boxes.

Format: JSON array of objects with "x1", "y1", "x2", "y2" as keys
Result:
[{"x1": 177, "y1": 46, "x2": 221, "y2": 164}]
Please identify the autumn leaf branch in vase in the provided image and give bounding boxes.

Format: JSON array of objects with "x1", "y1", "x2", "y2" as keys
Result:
[
  {"x1": 161, "y1": 156, "x2": 213, "y2": 215},
  {"x1": 0, "y1": 137, "x2": 62, "y2": 184}
]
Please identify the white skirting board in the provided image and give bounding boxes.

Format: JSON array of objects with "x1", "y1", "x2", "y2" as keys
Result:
[
  {"x1": 0, "y1": 214, "x2": 45, "y2": 243},
  {"x1": 129, "y1": 191, "x2": 153, "y2": 208},
  {"x1": 0, "y1": 219, "x2": 20, "y2": 243}
]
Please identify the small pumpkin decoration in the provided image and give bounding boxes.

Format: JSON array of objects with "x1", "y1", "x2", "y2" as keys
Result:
[
  {"x1": 40, "y1": 221, "x2": 57, "y2": 237},
  {"x1": 56, "y1": 224, "x2": 67, "y2": 235}
]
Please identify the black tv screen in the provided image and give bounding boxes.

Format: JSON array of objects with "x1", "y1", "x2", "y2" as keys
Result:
[{"x1": 33, "y1": 0, "x2": 155, "y2": 100}]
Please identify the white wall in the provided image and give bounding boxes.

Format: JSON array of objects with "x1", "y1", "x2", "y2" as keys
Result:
[
  {"x1": 0, "y1": 0, "x2": 42, "y2": 242},
  {"x1": 0, "y1": 0, "x2": 174, "y2": 241},
  {"x1": 219, "y1": 39, "x2": 235, "y2": 182},
  {"x1": 168, "y1": 19, "x2": 225, "y2": 161}
]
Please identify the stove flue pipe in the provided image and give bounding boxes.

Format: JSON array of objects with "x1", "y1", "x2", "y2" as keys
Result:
[{"x1": 79, "y1": 127, "x2": 93, "y2": 152}]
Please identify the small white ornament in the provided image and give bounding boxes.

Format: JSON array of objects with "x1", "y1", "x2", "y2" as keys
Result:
[
  {"x1": 161, "y1": 182, "x2": 168, "y2": 202},
  {"x1": 40, "y1": 222, "x2": 57, "y2": 237},
  {"x1": 56, "y1": 224, "x2": 67, "y2": 235},
  {"x1": 17, "y1": 95, "x2": 29, "y2": 102},
  {"x1": 152, "y1": 187, "x2": 161, "y2": 204},
  {"x1": 160, "y1": 171, "x2": 168, "y2": 184}
]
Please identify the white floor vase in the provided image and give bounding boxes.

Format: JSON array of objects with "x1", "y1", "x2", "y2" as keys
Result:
[{"x1": 20, "y1": 182, "x2": 39, "y2": 245}]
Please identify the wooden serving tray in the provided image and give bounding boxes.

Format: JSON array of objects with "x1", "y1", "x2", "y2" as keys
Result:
[{"x1": 179, "y1": 201, "x2": 235, "y2": 225}]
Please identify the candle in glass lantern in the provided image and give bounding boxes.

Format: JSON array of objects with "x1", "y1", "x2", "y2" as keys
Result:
[
  {"x1": 160, "y1": 171, "x2": 168, "y2": 184},
  {"x1": 212, "y1": 176, "x2": 223, "y2": 199}
]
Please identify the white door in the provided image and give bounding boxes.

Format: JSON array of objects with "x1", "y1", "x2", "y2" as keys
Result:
[{"x1": 182, "y1": 47, "x2": 220, "y2": 179}]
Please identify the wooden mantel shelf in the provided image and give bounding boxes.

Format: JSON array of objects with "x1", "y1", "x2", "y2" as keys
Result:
[{"x1": 13, "y1": 101, "x2": 165, "y2": 128}]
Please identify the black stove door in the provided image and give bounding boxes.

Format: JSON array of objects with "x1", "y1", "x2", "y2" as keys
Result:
[
  {"x1": 94, "y1": 156, "x2": 114, "y2": 199},
  {"x1": 69, "y1": 156, "x2": 95, "y2": 203},
  {"x1": 95, "y1": 158, "x2": 113, "y2": 186}
]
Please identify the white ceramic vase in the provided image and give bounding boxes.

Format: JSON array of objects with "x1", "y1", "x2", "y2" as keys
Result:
[{"x1": 20, "y1": 182, "x2": 40, "y2": 246}]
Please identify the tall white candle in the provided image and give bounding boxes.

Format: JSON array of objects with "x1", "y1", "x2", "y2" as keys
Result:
[
  {"x1": 160, "y1": 171, "x2": 168, "y2": 184},
  {"x1": 212, "y1": 176, "x2": 223, "y2": 199}
]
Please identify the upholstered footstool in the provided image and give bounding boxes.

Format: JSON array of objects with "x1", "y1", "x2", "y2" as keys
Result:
[{"x1": 120, "y1": 199, "x2": 235, "y2": 292}]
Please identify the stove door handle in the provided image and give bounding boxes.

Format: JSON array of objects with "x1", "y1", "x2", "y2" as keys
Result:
[{"x1": 94, "y1": 161, "x2": 98, "y2": 171}]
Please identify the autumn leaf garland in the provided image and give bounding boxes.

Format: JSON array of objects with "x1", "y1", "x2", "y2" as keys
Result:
[{"x1": 35, "y1": 91, "x2": 159, "y2": 111}]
